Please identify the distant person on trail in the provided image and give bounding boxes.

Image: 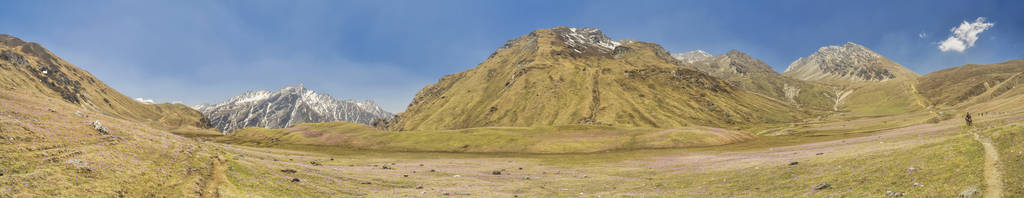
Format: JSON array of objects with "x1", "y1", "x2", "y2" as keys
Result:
[{"x1": 965, "y1": 112, "x2": 973, "y2": 126}]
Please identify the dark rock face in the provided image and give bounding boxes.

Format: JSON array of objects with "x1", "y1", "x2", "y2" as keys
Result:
[
  {"x1": 195, "y1": 85, "x2": 393, "y2": 133},
  {"x1": 1, "y1": 47, "x2": 85, "y2": 104}
]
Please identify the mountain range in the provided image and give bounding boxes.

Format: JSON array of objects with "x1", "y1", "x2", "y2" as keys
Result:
[{"x1": 193, "y1": 85, "x2": 393, "y2": 133}]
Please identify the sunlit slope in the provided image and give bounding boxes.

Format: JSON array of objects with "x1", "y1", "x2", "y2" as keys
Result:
[
  {"x1": 391, "y1": 27, "x2": 805, "y2": 131},
  {"x1": 0, "y1": 34, "x2": 210, "y2": 130},
  {"x1": 688, "y1": 50, "x2": 835, "y2": 111},
  {"x1": 228, "y1": 122, "x2": 753, "y2": 153},
  {"x1": 917, "y1": 59, "x2": 1024, "y2": 110}
]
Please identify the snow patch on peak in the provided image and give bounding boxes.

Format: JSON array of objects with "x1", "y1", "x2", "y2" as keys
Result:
[
  {"x1": 672, "y1": 50, "x2": 714, "y2": 63},
  {"x1": 558, "y1": 27, "x2": 620, "y2": 52}
]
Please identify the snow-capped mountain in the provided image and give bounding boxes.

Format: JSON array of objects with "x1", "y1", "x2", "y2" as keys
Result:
[
  {"x1": 194, "y1": 84, "x2": 394, "y2": 133},
  {"x1": 783, "y1": 42, "x2": 918, "y2": 83},
  {"x1": 672, "y1": 50, "x2": 713, "y2": 64}
]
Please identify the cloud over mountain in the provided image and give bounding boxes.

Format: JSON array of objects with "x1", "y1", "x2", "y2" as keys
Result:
[{"x1": 938, "y1": 17, "x2": 994, "y2": 52}]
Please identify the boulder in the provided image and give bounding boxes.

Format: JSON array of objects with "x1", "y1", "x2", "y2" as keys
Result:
[
  {"x1": 90, "y1": 120, "x2": 108, "y2": 134},
  {"x1": 959, "y1": 187, "x2": 978, "y2": 197},
  {"x1": 812, "y1": 183, "x2": 830, "y2": 190},
  {"x1": 789, "y1": 162, "x2": 799, "y2": 165},
  {"x1": 290, "y1": 178, "x2": 300, "y2": 182},
  {"x1": 281, "y1": 169, "x2": 297, "y2": 174}
]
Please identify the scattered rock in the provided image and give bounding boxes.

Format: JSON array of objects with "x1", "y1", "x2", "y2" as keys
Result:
[
  {"x1": 430, "y1": 169, "x2": 436, "y2": 172},
  {"x1": 789, "y1": 162, "x2": 799, "y2": 166},
  {"x1": 886, "y1": 191, "x2": 905, "y2": 197},
  {"x1": 381, "y1": 165, "x2": 392, "y2": 170},
  {"x1": 291, "y1": 178, "x2": 300, "y2": 182},
  {"x1": 330, "y1": 158, "x2": 334, "y2": 161},
  {"x1": 415, "y1": 184, "x2": 423, "y2": 189},
  {"x1": 48, "y1": 108, "x2": 56, "y2": 113},
  {"x1": 419, "y1": 164, "x2": 424, "y2": 166},
  {"x1": 360, "y1": 181, "x2": 371, "y2": 184},
  {"x1": 907, "y1": 166, "x2": 918, "y2": 173},
  {"x1": 518, "y1": 167, "x2": 523, "y2": 170},
  {"x1": 959, "y1": 187, "x2": 978, "y2": 197},
  {"x1": 310, "y1": 161, "x2": 322, "y2": 166},
  {"x1": 74, "y1": 111, "x2": 86, "y2": 117},
  {"x1": 281, "y1": 169, "x2": 297, "y2": 174},
  {"x1": 453, "y1": 175, "x2": 461, "y2": 178},
  {"x1": 523, "y1": 176, "x2": 530, "y2": 180},
  {"x1": 816, "y1": 153, "x2": 824, "y2": 155},
  {"x1": 403, "y1": 174, "x2": 409, "y2": 177},
  {"x1": 812, "y1": 183, "x2": 830, "y2": 190},
  {"x1": 492, "y1": 170, "x2": 502, "y2": 175},
  {"x1": 90, "y1": 120, "x2": 109, "y2": 134},
  {"x1": 442, "y1": 192, "x2": 451, "y2": 196},
  {"x1": 912, "y1": 182, "x2": 922, "y2": 187}
]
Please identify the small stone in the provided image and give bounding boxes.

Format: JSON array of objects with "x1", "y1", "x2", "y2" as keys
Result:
[
  {"x1": 48, "y1": 108, "x2": 56, "y2": 113},
  {"x1": 492, "y1": 170, "x2": 502, "y2": 175},
  {"x1": 816, "y1": 153, "x2": 824, "y2": 155},
  {"x1": 403, "y1": 174, "x2": 409, "y2": 177},
  {"x1": 442, "y1": 192, "x2": 451, "y2": 196},
  {"x1": 518, "y1": 167, "x2": 523, "y2": 170},
  {"x1": 789, "y1": 162, "x2": 799, "y2": 166},
  {"x1": 419, "y1": 164, "x2": 424, "y2": 166},
  {"x1": 281, "y1": 169, "x2": 297, "y2": 174},
  {"x1": 430, "y1": 169, "x2": 436, "y2": 172},
  {"x1": 360, "y1": 181, "x2": 372, "y2": 184},
  {"x1": 886, "y1": 191, "x2": 904, "y2": 197},
  {"x1": 291, "y1": 178, "x2": 300, "y2": 182},
  {"x1": 453, "y1": 175, "x2": 461, "y2": 178},
  {"x1": 812, "y1": 183, "x2": 830, "y2": 190},
  {"x1": 960, "y1": 187, "x2": 978, "y2": 197},
  {"x1": 523, "y1": 176, "x2": 530, "y2": 180},
  {"x1": 907, "y1": 166, "x2": 918, "y2": 172},
  {"x1": 330, "y1": 158, "x2": 334, "y2": 161},
  {"x1": 416, "y1": 184, "x2": 423, "y2": 189},
  {"x1": 310, "y1": 161, "x2": 322, "y2": 166}
]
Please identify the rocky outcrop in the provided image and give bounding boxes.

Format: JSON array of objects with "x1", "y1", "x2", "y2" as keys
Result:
[{"x1": 783, "y1": 42, "x2": 917, "y2": 84}]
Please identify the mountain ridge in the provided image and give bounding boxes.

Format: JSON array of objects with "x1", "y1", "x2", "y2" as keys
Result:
[{"x1": 195, "y1": 84, "x2": 393, "y2": 133}]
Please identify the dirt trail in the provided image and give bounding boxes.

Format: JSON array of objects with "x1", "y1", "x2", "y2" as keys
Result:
[
  {"x1": 201, "y1": 155, "x2": 230, "y2": 198},
  {"x1": 972, "y1": 132, "x2": 1002, "y2": 198}
]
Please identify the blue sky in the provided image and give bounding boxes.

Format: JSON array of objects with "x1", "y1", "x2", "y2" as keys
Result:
[{"x1": 2, "y1": 0, "x2": 1022, "y2": 112}]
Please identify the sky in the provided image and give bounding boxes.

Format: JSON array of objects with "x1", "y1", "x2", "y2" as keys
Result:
[{"x1": 2, "y1": 0, "x2": 1022, "y2": 113}]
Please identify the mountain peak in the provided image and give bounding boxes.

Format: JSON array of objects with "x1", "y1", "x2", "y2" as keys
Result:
[
  {"x1": 551, "y1": 26, "x2": 621, "y2": 52},
  {"x1": 672, "y1": 50, "x2": 713, "y2": 63},
  {"x1": 198, "y1": 85, "x2": 393, "y2": 133},
  {"x1": 783, "y1": 42, "x2": 916, "y2": 83}
]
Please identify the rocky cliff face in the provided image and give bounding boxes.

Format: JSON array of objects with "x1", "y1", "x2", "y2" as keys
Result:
[
  {"x1": 783, "y1": 42, "x2": 917, "y2": 84},
  {"x1": 195, "y1": 85, "x2": 393, "y2": 133},
  {"x1": 389, "y1": 26, "x2": 806, "y2": 131}
]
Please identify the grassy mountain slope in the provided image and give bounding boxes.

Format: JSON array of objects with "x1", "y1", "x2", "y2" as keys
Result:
[
  {"x1": 225, "y1": 122, "x2": 753, "y2": 153},
  {"x1": 0, "y1": 34, "x2": 210, "y2": 130},
  {"x1": 391, "y1": 27, "x2": 805, "y2": 131},
  {"x1": 688, "y1": 50, "x2": 835, "y2": 111},
  {"x1": 917, "y1": 59, "x2": 1024, "y2": 109}
]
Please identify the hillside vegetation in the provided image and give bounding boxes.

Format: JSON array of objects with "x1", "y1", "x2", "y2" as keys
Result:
[
  {"x1": 391, "y1": 27, "x2": 805, "y2": 131},
  {"x1": 0, "y1": 34, "x2": 210, "y2": 131},
  {"x1": 226, "y1": 122, "x2": 753, "y2": 153}
]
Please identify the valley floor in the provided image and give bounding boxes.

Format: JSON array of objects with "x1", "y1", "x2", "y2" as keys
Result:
[{"x1": 2, "y1": 88, "x2": 1021, "y2": 197}]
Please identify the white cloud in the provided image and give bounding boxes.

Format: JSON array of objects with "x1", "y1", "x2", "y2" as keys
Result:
[
  {"x1": 938, "y1": 17, "x2": 994, "y2": 52},
  {"x1": 918, "y1": 32, "x2": 927, "y2": 39},
  {"x1": 134, "y1": 97, "x2": 155, "y2": 104}
]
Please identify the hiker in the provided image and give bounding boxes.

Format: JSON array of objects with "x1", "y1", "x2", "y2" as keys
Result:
[{"x1": 965, "y1": 112, "x2": 973, "y2": 126}]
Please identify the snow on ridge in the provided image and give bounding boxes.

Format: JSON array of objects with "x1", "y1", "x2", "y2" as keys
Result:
[{"x1": 561, "y1": 27, "x2": 620, "y2": 51}]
